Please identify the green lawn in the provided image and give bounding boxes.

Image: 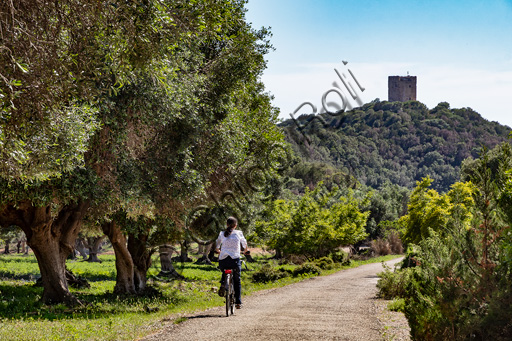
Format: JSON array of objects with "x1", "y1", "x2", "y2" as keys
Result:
[{"x1": 0, "y1": 252, "x2": 400, "y2": 340}]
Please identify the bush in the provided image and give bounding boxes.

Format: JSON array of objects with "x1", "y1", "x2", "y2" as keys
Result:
[
  {"x1": 253, "y1": 185, "x2": 369, "y2": 260},
  {"x1": 387, "y1": 230, "x2": 403, "y2": 254},
  {"x1": 376, "y1": 263, "x2": 414, "y2": 300},
  {"x1": 331, "y1": 251, "x2": 350, "y2": 265},
  {"x1": 371, "y1": 238, "x2": 391, "y2": 256},
  {"x1": 399, "y1": 252, "x2": 418, "y2": 268},
  {"x1": 314, "y1": 257, "x2": 334, "y2": 270},
  {"x1": 371, "y1": 231, "x2": 404, "y2": 256},
  {"x1": 292, "y1": 263, "x2": 321, "y2": 277},
  {"x1": 251, "y1": 264, "x2": 290, "y2": 283},
  {"x1": 281, "y1": 254, "x2": 308, "y2": 265}
]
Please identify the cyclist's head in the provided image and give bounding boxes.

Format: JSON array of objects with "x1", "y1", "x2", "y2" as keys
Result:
[
  {"x1": 227, "y1": 216, "x2": 237, "y2": 228},
  {"x1": 224, "y1": 216, "x2": 238, "y2": 237}
]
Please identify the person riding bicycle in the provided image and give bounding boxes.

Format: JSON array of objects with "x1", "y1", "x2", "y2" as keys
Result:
[{"x1": 215, "y1": 216, "x2": 247, "y2": 309}]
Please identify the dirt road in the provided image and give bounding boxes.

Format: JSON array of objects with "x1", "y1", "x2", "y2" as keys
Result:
[{"x1": 142, "y1": 257, "x2": 405, "y2": 341}]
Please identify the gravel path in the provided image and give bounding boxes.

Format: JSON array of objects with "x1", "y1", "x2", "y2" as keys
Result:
[{"x1": 141, "y1": 257, "x2": 407, "y2": 341}]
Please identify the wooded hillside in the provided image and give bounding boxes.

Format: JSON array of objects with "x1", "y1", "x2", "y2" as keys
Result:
[{"x1": 280, "y1": 100, "x2": 511, "y2": 192}]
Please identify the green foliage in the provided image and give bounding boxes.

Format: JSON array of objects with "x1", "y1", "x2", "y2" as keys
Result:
[
  {"x1": 0, "y1": 225, "x2": 22, "y2": 247},
  {"x1": 292, "y1": 263, "x2": 321, "y2": 277},
  {"x1": 1, "y1": 0, "x2": 285, "y2": 306},
  {"x1": 361, "y1": 183, "x2": 410, "y2": 239},
  {"x1": 251, "y1": 264, "x2": 291, "y2": 283},
  {"x1": 400, "y1": 177, "x2": 475, "y2": 247},
  {"x1": 403, "y1": 232, "x2": 492, "y2": 339},
  {"x1": 0, "y1": 167, "x2": 100, "y2": 207},
  {"x1": 286, "y1": 160, "x2": 356, "y2": 192},
  {"x1": 89, "y1": 0, "x2": 285, "y2": 250},
  {"x1": 314, "y1": 256, "x2": 335, "y2": 270},
  {"x1": 254, "y1": 184, "x2": 368, "y2": 258},
  {"x1": 376, "y1": 263, "x2": 416, "y2": 300},
  {"x1": 377, "y1": 144, "x2": 512, "y2": 340},
  {"x1": 0, "y1": 252, "x2": 396, "y2": 340},
  {"x1": 281, "y1": 100, "x2": 510, "y2": 193},
  {"x1": 330, "y1": 251, "x2": 351, "y2": 265},
  {"x1": 387, "y1": 298, "x2": 406, "y2": 312},
  {"x1": 1, "y1": 0, "x2": 207, "y2": 180},
  {"x1": 400, "y1": 177, "x2": 450, "y2": 245}
]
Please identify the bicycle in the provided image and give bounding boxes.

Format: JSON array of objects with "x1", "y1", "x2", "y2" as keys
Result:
[
  {"x1": 216, "y1": 250, "x2": 250, "y2": 316},
  {"x1": 222, "y1": 268, "x2": 236, "y2": 316}
]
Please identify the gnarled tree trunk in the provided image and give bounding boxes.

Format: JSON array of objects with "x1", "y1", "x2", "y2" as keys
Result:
[
  {"x1": 17, "y1": 231, "x2": 28, "y2": 254},
  {"x1": 3, "y1": 238, "x2": 11, "y2": 254},
  {"x1": 87, "y1": 235, "x2": 106, "y2": 262},
  {"x1": 195, "y1": 242, "x2": 213, "y2": 265},
  {"x1": 128, "y1": 231, "x2": 151, "y2": 292},
  {"x1": 159, "y1": 244, "x2": 184, "y2": 279},
  {"x1": 102, "y1": 221, "x2": 136, "y2": 294},
  {"x1": 159, "y1": 244, "x2": 175, "y2": 272},
  {"x1": 0, "y1": 201, "x2": 88, "y2": 306},
  {"x1": 75, "y1": 237, "x2": 88, "y2": 259},
  {"x1": 179, "y1": 240, "x2": 192, "y2": 262},
  {"x1": 274, "y1": 248, "x2": 283, "y2": 259}
]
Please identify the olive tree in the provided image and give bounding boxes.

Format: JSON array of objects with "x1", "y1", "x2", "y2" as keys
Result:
[{"x1": 0, "y1": 0, "x2": 215, "y2": 305}]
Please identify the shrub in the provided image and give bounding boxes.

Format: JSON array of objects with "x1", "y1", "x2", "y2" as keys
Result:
[
  {"x1": 372, "y1": 230, "x2": 404, "y2": 256},
  {"x1": 314, "y1": 257, "x2": 334, "y2": 270},
  {"x1": 331, "y1": 251, "x2": 350, "y2": 265},
  {"x1": 371, "y1": 238, "x2": 391, "y2": 256},
  {"x1": 251, "y1": 264, "x2": 290, "y2": 283},
  {"x1": 376, "y1": 263, "x2": 414, "y2": 300},
  {"x1": 253, "y1": 185, "x2": 368, "y2": 260},
  {"x1": 387, "y1": 230, "x2": 403, "y2": 254},
  {"x1": 282, "y1": 254, "x2": 308, "y2": 265},
  {"x1": 292, "y1": 263, "x2": 321, "y2": 277},
  {"x1": 399, "y1": 252, "x2": 418, "y2": 268}
]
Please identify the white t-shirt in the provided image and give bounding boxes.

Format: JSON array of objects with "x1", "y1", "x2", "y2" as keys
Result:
[{"x1": 216, "y1": 229, "x2": 247, "y2": 260}]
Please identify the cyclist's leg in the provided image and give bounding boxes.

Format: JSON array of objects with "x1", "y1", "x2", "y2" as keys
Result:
[
  {"x1": 218, "y1": 257, "x2": 228, "y2": 284},
  {"x1": 218, "y1": 257, "x2": 228, "y2": 296},
  {"x1": 233, "y1": 258, "x2": 242, "y2": 305}
]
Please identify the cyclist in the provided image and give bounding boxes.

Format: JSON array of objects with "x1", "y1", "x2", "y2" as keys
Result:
[{"x1": 215, "y1": 216, "x2": 247, "y2": 309}]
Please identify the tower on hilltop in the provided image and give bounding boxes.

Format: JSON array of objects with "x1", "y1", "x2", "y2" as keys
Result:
[{"x1": 388, "y1": 75, "x2": 416, "y2": 102}]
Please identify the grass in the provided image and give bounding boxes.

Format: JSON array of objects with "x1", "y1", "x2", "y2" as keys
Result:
[{"x1": 0, "y1": 251, "x2": 401, "y2": 340}]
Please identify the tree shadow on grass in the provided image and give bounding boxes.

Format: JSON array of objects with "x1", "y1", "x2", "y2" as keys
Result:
[
  {"x1": 0, "y1": 281, "x2": 185, "y2": 321},
  {"x1": 0, "y1": 282, "x2": 44, "y2": 319}
]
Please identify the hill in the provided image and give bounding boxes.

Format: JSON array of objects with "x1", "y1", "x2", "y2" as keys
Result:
[{"x1": 280, "y1": 100, "x2": 511, "y2": 193}]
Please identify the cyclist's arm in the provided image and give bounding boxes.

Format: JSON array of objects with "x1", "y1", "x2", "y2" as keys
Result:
[
  {"x1": 240, "y1": 232, "x2": 248, "y2": 253},
  {"x1": 215, "y1": 233, "x2": 222, "y2": 253}
]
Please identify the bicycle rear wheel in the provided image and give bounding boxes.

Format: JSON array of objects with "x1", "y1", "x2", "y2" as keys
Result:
[
  {"x1": 225, "y1": 274, "x2": 231, "y2": 317},
  {"x1": 229, "y1": 278, "x2": 235, "y2": 315}
]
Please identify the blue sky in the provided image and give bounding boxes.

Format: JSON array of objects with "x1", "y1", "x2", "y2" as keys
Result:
[{"x1": 245, "y1": 0, "x2": 512, "y2": 127}]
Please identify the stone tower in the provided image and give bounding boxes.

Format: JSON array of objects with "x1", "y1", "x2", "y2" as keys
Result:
[{"x1": 388, "y1": 76, "x2": 417, "y2": 102}]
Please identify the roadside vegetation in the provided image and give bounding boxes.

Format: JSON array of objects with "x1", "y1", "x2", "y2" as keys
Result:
[
  {"x1": 2, "y1": 1, "x2": 512, "y2": 340},
  {"x1": 377, "y1": 143, "x2": 512, "y2": 340},
  {"x1": 0, "y1": 248, "x2": 399, "y2": 340}
]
